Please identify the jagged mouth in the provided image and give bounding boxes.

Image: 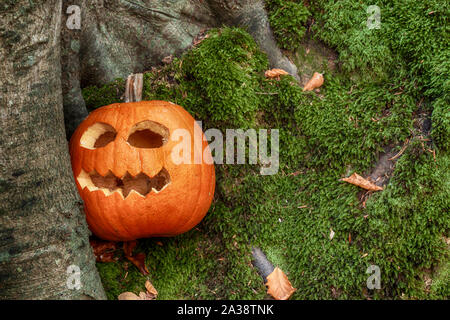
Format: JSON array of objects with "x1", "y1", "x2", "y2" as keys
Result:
[{"x1": 77, "y1": 168, "x2": 171, "y2": 199}]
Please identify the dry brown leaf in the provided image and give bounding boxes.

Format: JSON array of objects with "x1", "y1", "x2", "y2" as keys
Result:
[
  {"x1": 138, "y1": 292, "x2": 148, "y2": 300},
  {"x1": 123, "y1": 240, "x2": 138, "y2": 257},
  {"x1": 265, "y1": 68, "x2": 289, "y2": 80},
  {"x1": 192, "y1": 32, "x2": 209, "y2": 46},
  {"x1": 126, "y1": 252, "x2": 150, "y2": 276},
  {"x1": 341, "y1": 173, "x2": 383, "y2": 191},
  {"x1": 96, "y1": 251, "x2": 117, "y2": 263},
  {"x1": 329, "y1": 228, "x2": 335, "y2": 240},
  {"x1": 118, "y1": 292, "x2": 141, "y2": 300},
  {"x1": 118, "y1": 291, "x2": 154, "y2": 300},
  {"x1": 89, "y1": 239, "x2": 118, "y2": 262},
  {"x1": 266, "y1": 267, "x2": 296, "y2": 300},
  {"x1": 122, "y1": 241, "x2": 149, "y2": 275},
  {"x1": 303, "y1": 72, "x2": 324, "y2": 91},
  {"x1": 145, "y1": 280, "x2": 158, "y2": 299},
  {"x1": 162, "y1": 55, "x2": 173, "y2": 64},
  {"x1": 139, "y1": 291, "x2": 156, "y2": 300}
]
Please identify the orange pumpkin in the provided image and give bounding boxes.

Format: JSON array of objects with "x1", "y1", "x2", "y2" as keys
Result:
[{"x1": 69, "y1": 101, "x2": 215, "y2": 241}]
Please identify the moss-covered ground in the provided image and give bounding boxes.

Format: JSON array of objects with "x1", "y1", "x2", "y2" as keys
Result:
[{"x1": 83, "y1": 1, "x2": 449, "y2": 300}]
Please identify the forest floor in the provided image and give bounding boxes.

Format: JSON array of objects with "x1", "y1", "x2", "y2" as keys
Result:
[{"x1": 82, "y1": 1, "x2": 449, "y2": 300}]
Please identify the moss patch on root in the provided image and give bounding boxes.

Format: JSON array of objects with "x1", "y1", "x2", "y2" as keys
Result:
[{"x1": 83, "y1": 21, "x2": 449, "y2": 300}]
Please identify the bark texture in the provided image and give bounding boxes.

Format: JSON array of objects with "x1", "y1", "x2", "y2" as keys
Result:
[
  {"x1": 0, "y1": 0, "x2": 105, "y2": 299},
  {"x1": 62, "y1": 0, "x2": 298, "y2": 136}
]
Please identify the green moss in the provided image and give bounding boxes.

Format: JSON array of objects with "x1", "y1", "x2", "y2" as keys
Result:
[
  {"x1": 82, "y1": 78, "x2": 125, "y2": 111},
  {"x1": 308, "y1": 0, "x2": 449, "y2": 91},
  {"x1": 86, "y1": 19, "x2": 448, "y2": 300},
  {"x1": 96, "y1": 259, "x2": 146, "y2": 300},
  {"x1": 265, "y1": 0, "x2": 310, "y2": 51},
  {"x1": 431, "y1": 97, "x2": 450, "y2": 152},
  {"x1": 362, "y1": 142, "x2": 449, "y2": 298},
  {"x1": 141, "y1": 28, "x2": 269, "y2": 130},
  {"x1": 429, "y1": 254, "x2": 450, "y2": 298}
]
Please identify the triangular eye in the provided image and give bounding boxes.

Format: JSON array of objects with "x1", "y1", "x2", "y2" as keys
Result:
[
  {"x1": 80, "y1": 122, "x2": 117, "y2": 149},
  {"x1": 127, "y1": 120, "x2": 169, "y2": 148}
]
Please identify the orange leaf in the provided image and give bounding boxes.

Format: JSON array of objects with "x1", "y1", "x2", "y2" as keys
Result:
[
  {"x1": 266, "y1": 267, "x2": 296, "y2": 300},
  {"x1": 265, "y1": 68, "x2": 289, "y2": 80},
  {"x1": 341, "y1": 173, "x2": 383, "y2": 191},
  {"x1": 303, "y1": 72, "x2": 324, "y2": 91},
  {"x1": 126, "y1": 253, "x2": 149, "y2": 276},
  {"x1": 145, "y1": 280, "x2": 158, "y2": 299}
]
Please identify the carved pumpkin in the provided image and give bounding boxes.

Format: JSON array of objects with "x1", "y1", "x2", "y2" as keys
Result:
[{"x1": 69, "y1": 101, "x2": 215, "y2": 241}]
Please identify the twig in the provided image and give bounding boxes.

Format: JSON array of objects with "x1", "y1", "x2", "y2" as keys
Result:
[
  {"x1": 255, "y1": 92, "x2": 279, "y2": 95},
  {"x1": 388, "y1": 139, "x2": 409, "y2": 161}
]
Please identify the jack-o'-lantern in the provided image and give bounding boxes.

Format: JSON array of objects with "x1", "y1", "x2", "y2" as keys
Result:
[{"x1": 69, "y1": 101, "x2": 215, "y2": 241}]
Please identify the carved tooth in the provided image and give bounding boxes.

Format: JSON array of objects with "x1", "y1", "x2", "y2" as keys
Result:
[
  {"x1": 127, "y1": 189, "x2": 146, "y2": 198},
  {"x1": 152, "y1": 182, "x2": 170, "y2": 194}
]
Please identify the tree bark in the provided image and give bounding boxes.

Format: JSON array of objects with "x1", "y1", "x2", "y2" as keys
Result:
[
  {"x1": 0, "y1": 0, "x2": 105, "y2": 299},
  {"x1": 62, "y1": 0, "x2": 298, "y2": 136}
]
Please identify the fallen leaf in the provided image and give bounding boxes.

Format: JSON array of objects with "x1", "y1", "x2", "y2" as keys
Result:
[
  {"x1": 303, "y1": 72, "x2": 324, "y2": 91},
  {"x1": 266, "y1": 267, "x2": 296, "y2": 300},
  {"x1": 162, "y1": 55, "x2": 173, "y2": 64},
  {"x1": 329, "y1": 228, "x2": 335, "y2": 240},
  {"x1": 97, "y1": 252, "x2": 117, "y2": 263},
  {"x1": 123, "y1": 240, "x2": 138, "y2": 257},
  {"x1": 192, "y1": 32, "x2": 209, "y2": 46},
  {"x1": 138, "y1": 292, "x2": 148, "y2": 300},
  {"x1": 89, "y1": 239, "x2": 118, "y2": 262},
  {"x1": 139, "y1": 291, "x2": 156, "y2": 300},
  {"x1": 118, "y1": 292, "x2": 141, "y2": 300},
  {"x1": 122, "y1": 241, "x2": 149, "y2": 275},
  {"x1": 341, "y1": 173, "x2": 383, "y2": 191},
  {"x1": 265, "y1": 68, "x2": 289, "y2": 80},
  {"x1": 126, "y1": 252, "x2": 150, "y2": 276},
  {"x1": 145, "y1": 280, "x2": 158, "y2": 299},
  {"x1": 118, "y1": 291, "x2": 154, "y2": 300}
]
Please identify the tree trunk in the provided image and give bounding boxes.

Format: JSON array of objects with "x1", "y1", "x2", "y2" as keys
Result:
[
  {"x1": 0, "y1": 0, "x2": 105, "y2": 299},
  {"x1": 62, "y1": 0, "x2": 298, "y2": 136}
]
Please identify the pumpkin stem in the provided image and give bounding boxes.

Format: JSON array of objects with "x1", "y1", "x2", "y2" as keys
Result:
[{"x1": 124, "y1": 73, "x2": 143, "y2": 102}]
